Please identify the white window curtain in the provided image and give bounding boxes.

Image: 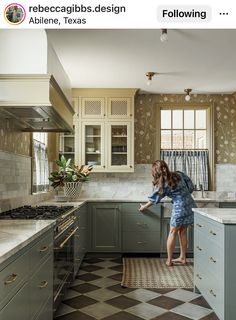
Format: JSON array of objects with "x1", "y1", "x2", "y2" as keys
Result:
[
  {"x1": 32, "y1": 133, "x2": 49, "y2": 193},
  {"x1": 160, "y1": 150, "x2": 209, "y2": 190}
]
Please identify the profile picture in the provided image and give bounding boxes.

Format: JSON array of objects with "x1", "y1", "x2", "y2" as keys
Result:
[{"x1": 4, "y1": 3, "x2": 26, "y2": 25}]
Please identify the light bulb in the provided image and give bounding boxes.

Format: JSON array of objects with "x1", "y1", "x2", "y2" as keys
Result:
[
  {"x1": 160, "y1": 29, "x2": 168, "y2": 42},
  {"x1": 185, "y1": 94, "x2": 191, "y2": 102},
  {"x1": 147, "y1": 79, "x2": 152, "y2": 86}
]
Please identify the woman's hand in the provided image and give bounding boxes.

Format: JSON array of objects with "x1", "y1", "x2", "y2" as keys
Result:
[{"x1": 139, "y1": 204, "x2": 146, "y2": 212}]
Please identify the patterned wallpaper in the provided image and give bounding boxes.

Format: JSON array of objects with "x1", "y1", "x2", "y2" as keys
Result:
[
  {"x1": 0, "y1": 119, "x2": 31, "y2": 156},
  {"x1": 134, "y1": 93, "x2": 236, "y2": 165}
]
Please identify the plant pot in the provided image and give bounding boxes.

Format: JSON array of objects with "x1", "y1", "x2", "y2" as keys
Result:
[{"x1": 64, "y1": 181, "x2": 83, "y2": 199}]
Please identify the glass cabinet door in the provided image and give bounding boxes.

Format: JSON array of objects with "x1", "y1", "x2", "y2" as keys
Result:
[
  {"x1": 82, "y1": 123, "x2": 104, "y2": 169},
  {"x1": 59, "y1": 132, "x2": 75, "y2": 163},
  {"x1": 108, "y1": 123, "x2": 131, "y2": 170}
]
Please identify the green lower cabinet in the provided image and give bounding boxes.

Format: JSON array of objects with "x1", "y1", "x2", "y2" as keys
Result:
[
  {"x1": 90, "y1": 203, "x2": 121, "y2": 252},
  {"x1": 0, "y1": 229, "x2": 54, "y2": 320},
  {"x1": 29, "y1": 255, "x2": 53, "y2": 320},
  {"x1": 161, "y1": 218, "x2": 193, "y2": 254},
  {"x1": 122, "y1": 203, "x2": 161, "y2": 252},
  {"x1": 0, "y1": 282, "x2": 30, "y2": 320},
  {"x1": 34, "y1": 296, "x2": 53, "y2": 320}
]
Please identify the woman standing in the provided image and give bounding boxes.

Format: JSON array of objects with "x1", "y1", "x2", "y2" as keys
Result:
[{"x1": 139, "y1": 160, "x2": 196, "y2": 266}]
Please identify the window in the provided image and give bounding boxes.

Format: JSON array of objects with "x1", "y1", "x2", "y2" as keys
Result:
[
  {"x1": 160, "y1": 108, "x2": 209, "y2": 190},
  {"x1": 161, "y1": 109, "x2": 207, "y2": 149},
  {"x1": 32, "y1": 133, "x2": 49, "y2": 193}
]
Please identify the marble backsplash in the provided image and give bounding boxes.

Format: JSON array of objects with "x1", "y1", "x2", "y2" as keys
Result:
[
  {"x1": 0, "y1": 159, "x2": 235, "y2": 212},
  {"x1": 216, "y1": 164, "x2": 236, "y2": 191},
  {"x1": 80, "y1": 164, "x2": 236, "y2": 200},
  {"x1": 0, "y1": 151, "x2": 53, "y2": 212}
]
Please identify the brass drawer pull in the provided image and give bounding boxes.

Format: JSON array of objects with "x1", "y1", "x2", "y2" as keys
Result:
[
  {"x1": 196, "y1": 274, "x2": 202, "y2": 280},
  {"x1": 55, "y1": 227, "x2": 79, "y2": 249},
  {"x1": 196, "y1": 245, "x2": 202, "y2": 251},
  {"x1": 196, "y1": 223, "x2": 202, "y2": 228},
  {"x1": 210, "y1": 289, "x2": 216, "y2": 297},
  {"x1": 210, "y1": 256, "x2": 216, "y2": 263},
  {"x1": 136, "y1": 222, "x2": 148, "y2": 227},
  {"x1": 210, "y1": 230, "x2": 216, "y2": 236},
  {"x1": 38, "y1": 280, "x2": 48, "y2": 288},
  {"x1": 39, "y1": 246, "x2": 48, "y2": 252},
  {"x1": 4, "y1": 273, "x2": 18, "y2": 285}
]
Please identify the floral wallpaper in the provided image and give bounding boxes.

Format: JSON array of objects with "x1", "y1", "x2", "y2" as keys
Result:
[
  {"x1": 134, "y1": 93, "x2": 236, "y2": 165},
  {"x1": 0, "y1": 119, "x2": 31, "y2": 156}
]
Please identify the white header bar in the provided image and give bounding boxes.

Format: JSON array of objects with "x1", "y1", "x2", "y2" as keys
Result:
[{"x1": 0, "y1": 0, "x2": 235, "y2": 29}]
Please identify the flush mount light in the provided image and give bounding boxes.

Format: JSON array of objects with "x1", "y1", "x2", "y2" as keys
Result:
[
  {"x1": 160, "y1": 29, "x2": 168, "y2": 42},
  {"x1": 184, "y1": 88, "x2": 192, "y2": 101},
  {"x1": 145, "y1": 72, "x2": 157, "y2": 86}
]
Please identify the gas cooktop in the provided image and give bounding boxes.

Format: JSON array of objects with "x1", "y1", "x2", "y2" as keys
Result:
[{"x1": 0, "y1": 205, "x2": 74, "y2": 220}]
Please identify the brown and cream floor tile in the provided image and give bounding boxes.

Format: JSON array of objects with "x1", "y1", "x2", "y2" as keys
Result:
[
  {"x1": 71, "y1": 283, "x2": 100, "y2": 294},
  {"x1": 76, "y1": 273, "x2": 102, "y2": 282},
  {"x1": 106, "y1": 295, "x2": 141, "y2": 309},
  {"x1": 103, "y1": 311, "x2": 144, "y2": 320},
  {"x1": 56, "y1": 310, "x2": 96, "y2": 320},
  {"x1": 54, "y1": 256, "x2": 215, "y2": 320},
  {"x1": 63, "y1": 295, "x2": 98, "y2": 309},
  {"x1": 147, "y1": 295, "x2": 184, "y2": 310}
]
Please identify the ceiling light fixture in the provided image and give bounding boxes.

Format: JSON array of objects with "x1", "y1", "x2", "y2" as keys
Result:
[
  {"x1": 160, "y1": 29, "x2": 168, "y2": 42},
  {"x1": 145, "y1": 72, "x2": 157, "y2": 86},
  {"x1": 184, "y1": 88, "x2": 192, "y2": 101}
]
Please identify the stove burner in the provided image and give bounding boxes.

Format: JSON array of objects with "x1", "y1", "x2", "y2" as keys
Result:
[{"x1": 0, "y1": 205, "x2": 74, "y2": 220}]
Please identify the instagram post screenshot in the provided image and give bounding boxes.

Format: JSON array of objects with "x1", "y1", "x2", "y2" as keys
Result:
[{"x1": 0, "y1": 0, "x2": 235, "y2": 319}]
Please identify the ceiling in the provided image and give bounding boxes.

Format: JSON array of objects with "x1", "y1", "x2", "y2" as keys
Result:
[{"x1": 47, "y1": 29, "x2": 236, "y2": 94}]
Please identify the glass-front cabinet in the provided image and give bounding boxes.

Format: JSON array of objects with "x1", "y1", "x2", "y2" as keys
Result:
[
  {"x1": 107, "y1": 122, "x2": 132, "y2": 171},
  {"x1": 81, "y1": 122, "x2": 105, "y2": 170},
  {"x1": 59, "y1": 132, "x2": 75, "y2": 163}
]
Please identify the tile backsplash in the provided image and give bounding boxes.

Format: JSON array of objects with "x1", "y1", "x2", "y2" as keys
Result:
[
  {"x1": 216, "y1": 164, "x2": 236, "y2": 191},
  {"x1": 0, "y1": 151, "x2": 52, "y2": 212}
]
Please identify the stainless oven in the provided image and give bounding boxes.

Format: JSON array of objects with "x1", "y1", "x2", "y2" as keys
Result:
[{"x1": 53, "y1": 212, "x2": 78, "y2": 312}]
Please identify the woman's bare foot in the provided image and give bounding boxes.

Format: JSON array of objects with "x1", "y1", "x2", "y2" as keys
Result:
[
  {"x1": 172, "y1": 258, "x2": 187, "y2": 265},
  {"x1": 166, "y1": 260, "x2": 173, "y2": 267}
]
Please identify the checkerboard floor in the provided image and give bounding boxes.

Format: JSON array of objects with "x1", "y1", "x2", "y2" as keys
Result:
[{"x1": 54, "y1": 256, "x2": 219, "y2": 320}]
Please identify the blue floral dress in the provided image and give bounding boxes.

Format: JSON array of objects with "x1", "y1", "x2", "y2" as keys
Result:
[{"x1": 148, "y1": 172, "x2": 197, "y2": 227}]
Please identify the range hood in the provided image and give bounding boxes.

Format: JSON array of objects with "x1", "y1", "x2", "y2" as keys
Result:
[{"x1": 0, "y1": 74, "x2": 74, "y2": 132}]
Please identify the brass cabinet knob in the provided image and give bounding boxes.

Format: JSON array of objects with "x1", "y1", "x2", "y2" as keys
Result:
[
  {"x1": 38, "y1": 280, "x2": 48, "y2": 288},
  {"x1": 39, "y1": 245, "x2": 48, "y2": 252},
  {"x1": 4, "y1": 273, "x2": 17, "y2": 285}
]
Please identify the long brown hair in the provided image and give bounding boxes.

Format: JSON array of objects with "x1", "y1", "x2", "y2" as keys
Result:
[{"x1": 152, "y1": 160, "x2": 180, "y2": 194}]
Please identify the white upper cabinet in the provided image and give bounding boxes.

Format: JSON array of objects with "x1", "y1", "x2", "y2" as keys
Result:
[
  {"x1": 80, "y1": 97, "x2": 105, "y2": 119},
  {"x1": 107, "y1": 98, "x2": 132, "y2": 119},
  {"x1": 72, "y1": 88, "x2": 137, "y2": 172}
]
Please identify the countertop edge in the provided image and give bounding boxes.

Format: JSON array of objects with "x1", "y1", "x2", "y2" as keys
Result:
[{"x1": 0, "y1": 220, "x2": 55, "y2": 265}]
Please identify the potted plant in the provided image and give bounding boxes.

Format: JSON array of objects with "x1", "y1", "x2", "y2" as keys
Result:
[{"x1": 49, "y1": 155, "x2": 93, "y2": 199}]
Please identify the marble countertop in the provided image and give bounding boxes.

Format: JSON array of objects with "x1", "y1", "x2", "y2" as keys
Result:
[
  {"x1": 0, "y1": 220, "x2": 55, "y2": 264},
  {"x1": 42, "y1": 194, "x2": 236, "y2": 206},
  {"x1": 193, "y1": 208, "x2": 236, "y2": 224}
]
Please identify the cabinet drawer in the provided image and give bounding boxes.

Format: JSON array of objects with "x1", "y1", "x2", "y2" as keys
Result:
[
  {"x1": 123, "y1": 213, "x2": 160, "y2": 232},
  {"x1": 0, "y1": 250, "x2": 29, "y2": 307},
  {"x1": 194, "y1": 214, "x2": 223, "y2": 248},
  {"x1": 34, "y1": 296, "x2": 53, "y2": 320},
  {"x1": 123, "y1": 232, "x2": 160, "y2": 252},
  {"x1": 29, "y1": 255, "x2": 53, "y2": 319},
  {"x1": 194, "y1": 263, "x2": 223, "y2": 319},
  {"x1": 122, "y1": 203, "x2": 161, "y2": 215},
  {"x1": 0, "y1": 282, "x2": 29, "y2": 320},
  {"x1": 194, "y1": 235, "x2": 223, "y2": 278},
  {"x1": 29, "y1": 231, "x2": 53, "y2": 270}
]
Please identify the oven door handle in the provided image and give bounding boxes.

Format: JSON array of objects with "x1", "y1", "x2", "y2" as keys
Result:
[{"x1": 54, "y1": 227, "x2": 79, "y2": 250}]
